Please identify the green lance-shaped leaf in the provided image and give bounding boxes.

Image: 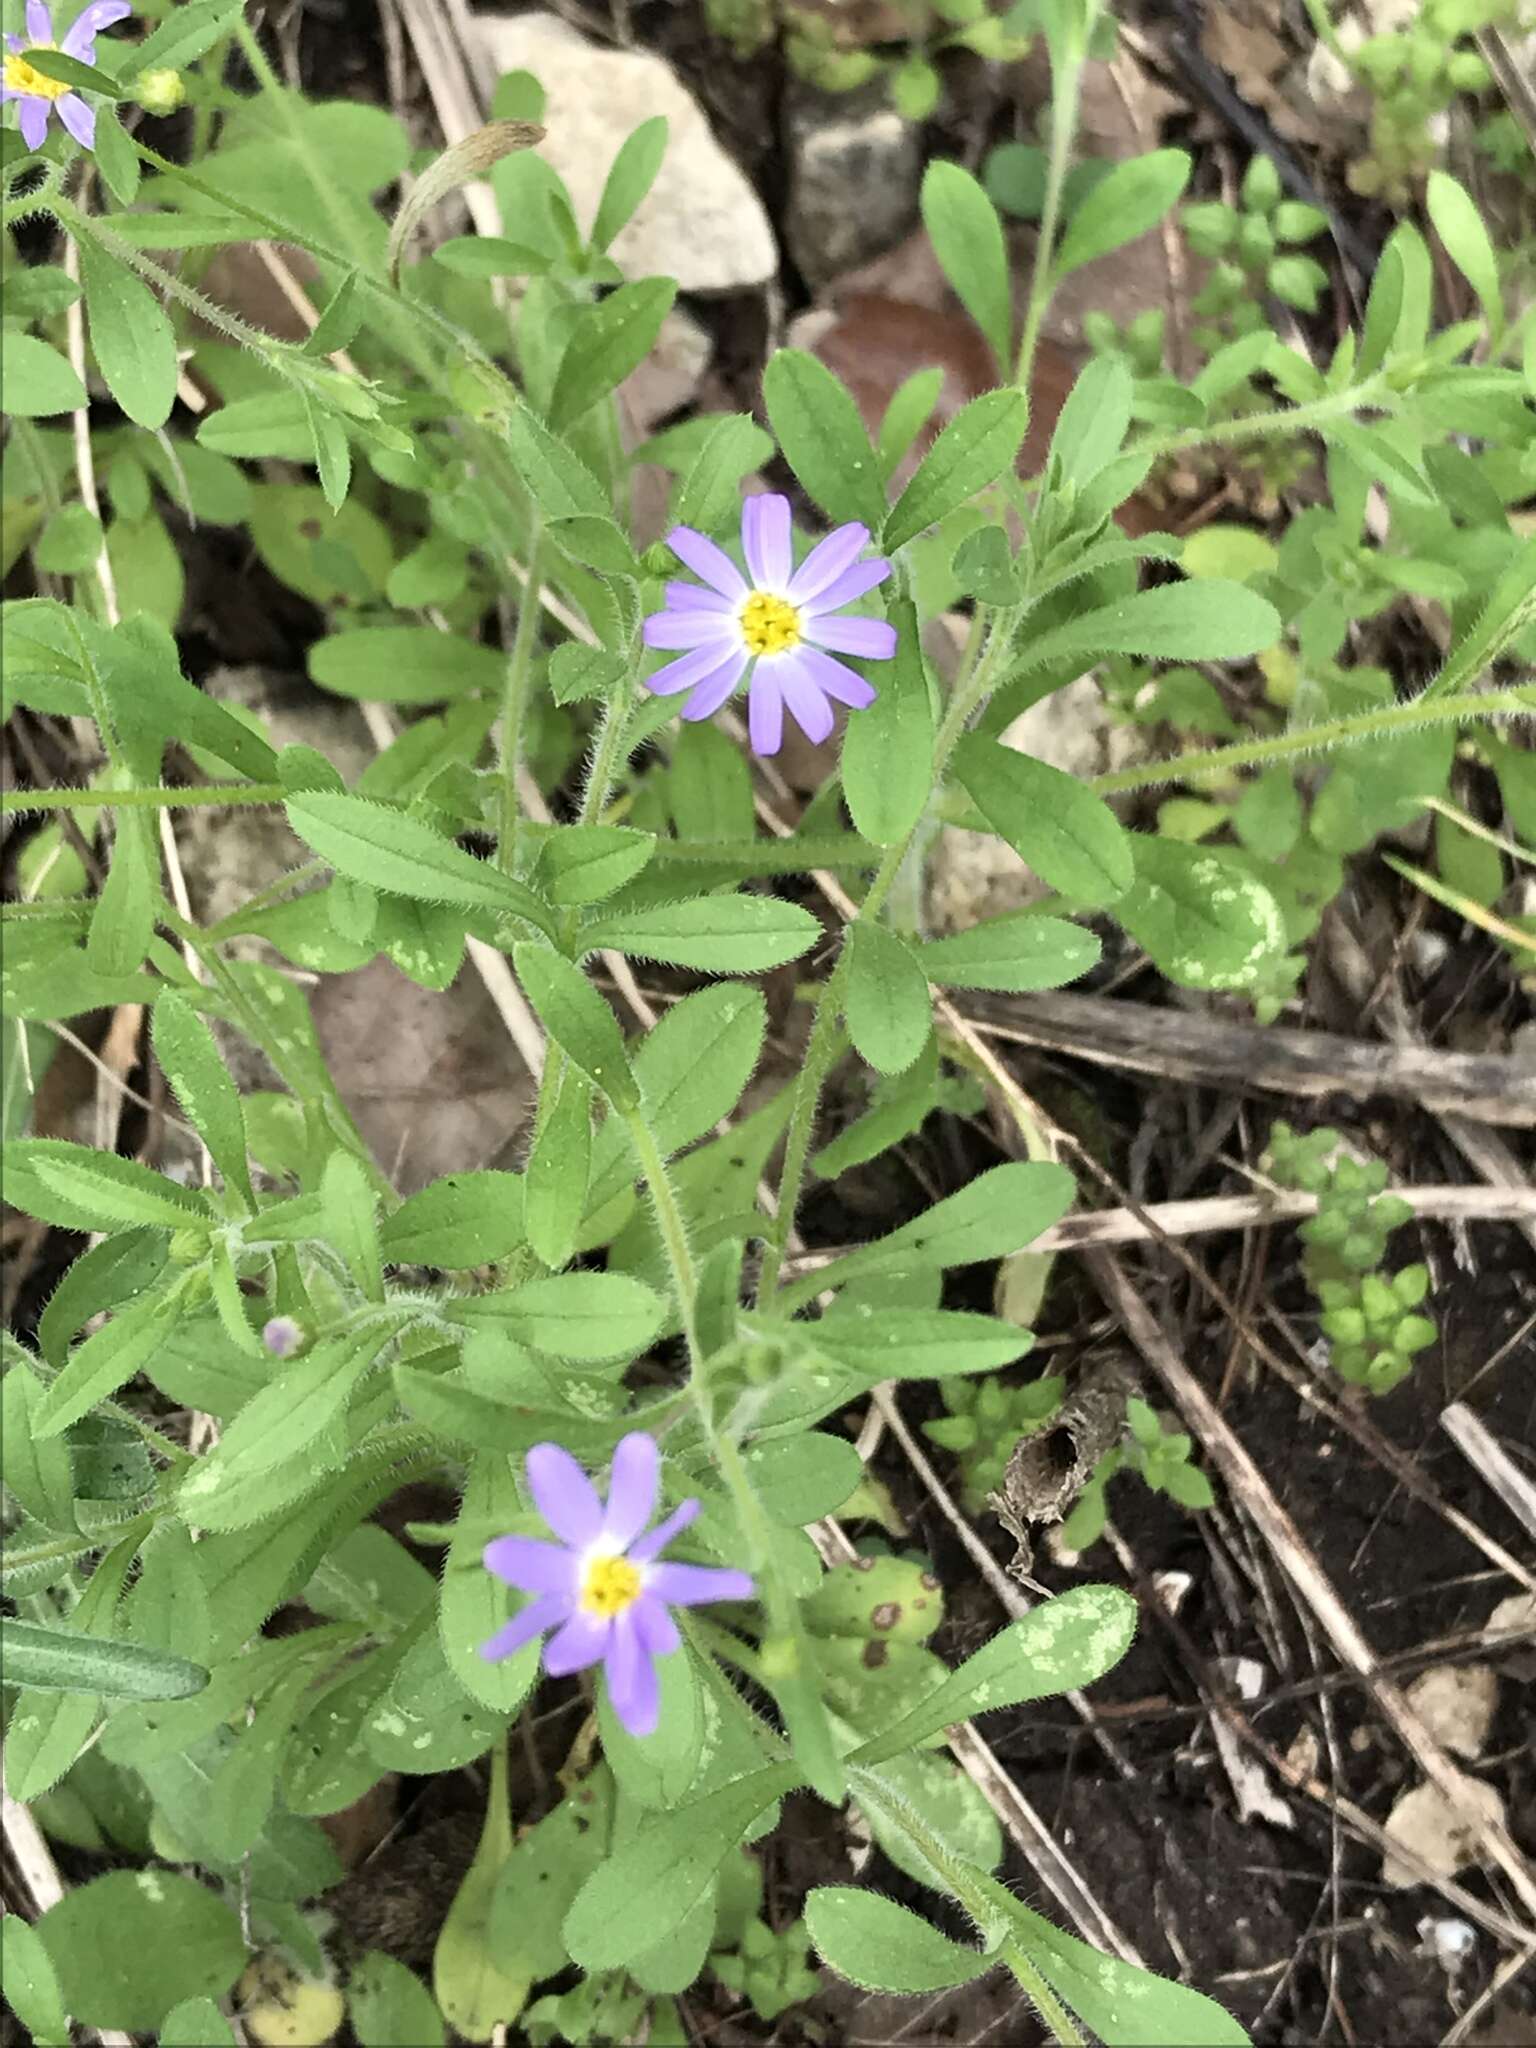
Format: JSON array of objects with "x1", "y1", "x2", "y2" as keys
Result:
[
  {"x1": 762, "y1": 348, "x2": 886, "y2": 530},
  {"x1": 1047, "y1": 353, "x2": 1134, "y2": 487},
  {"x1": 441, "y1": 1452, "x2": 541, "y2": 1715},
  {"x1": 852, "y1": 1584, "x2": 1136, "y2": 1765},
  {"x1": 513, "y1": 941, "x2": 638, "y2": 1109},
  {"x1": 1, "y1": 1917, "x2": 70, "y2": 2048},
  {"x1": 1054, "y1": 148, "x2": 1191, "y2": 277},
  {"x1": 434, "y1": 1743, "x2": 532, "y2": 2034},
  {"x1": 503, "y1": 402, "x2": 611, "y2": 520},
  {"x1": 309, "y1": 626, "x2": 505, "y2": 704},
  {"x1": 6, "y1": 1534, "x2": 136, "y2": 1801},
  {"x1": 1, "y1": 1361, "x2": 76, "y2": 1528},
  {"x1": 915, "y1": 913, "x2": 1101, "y2": 994},
  {"x1": 456, "y1": 1272, "x2": 665, "y2": 1363},
  {"x1": 819, "y1": 1160, "x2": 1075, "y2": 1289},
  {"x1": 581, "y1": 894, "x2": 821, "y2": 974},
  {"x1": 77, "y1": 236, "x2": 178, "y2": 431},
  {"x1": 842, "y1": 595, "x2": 935, "y2": 848},
  {"x1": 539, "y1": 823, "x2": 656, "y2": 906},
  {"x1": 921, "y1": 160, "x2": 1012, "y2": 374},
  {"x1": 1426, "y1": 170, "x2": 1503, "y2": 344},
  {"x1": 592, "y1": 115, "x2": 669, "y2": 251},
  {"x1": 883, "y1": 389, "x2": 1030, "y2": 553},
  {"x1": 952, "y1": 733, "x2": 1134, "y2": 904},
  {"x1": 36, "y1": 1292, "x2": 185, "y2": 1439},
  {"x1": 153, "y1": 990, "x2": 254, "y2": 1207},
  {"x1": 564, "y1": 1763, "x2": 802, "y2": 1973},
  {"x1": 845, "y1": 921, "x2": 932, "y2": 1076},
  {"x1": 806, "y1": 1887, "x2": 995, "y2": 1993},
  {"x1": 550, "y1": 277, "x2": 677, "y2": 428},
  {"x1": 525, "y1": 1063, "x2": 592, "y2": 1271},
  {"x1": 1, "y1": 1617, "x2": 209, "y2": 1701},
  {"x1": 285, "y1": 792, "x2": 553, "y2": 931},
  {"x1": 380, "y1": 1169, "x2": 527, "y2": 1268},
  {"x1": 86, "y1": 805, "x2": 158, "y2": 978},
  {"x1": 1009, "y1": 579, "x2": 1280, "y2": 674}
]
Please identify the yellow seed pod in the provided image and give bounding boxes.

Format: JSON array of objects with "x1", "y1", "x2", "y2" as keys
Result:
[
  {"x1": 237, "y1": 1953, "x2": 345, "y2": 2048},
  {"x1": 134, "y1": 66, "x2": 186, "y2": 114}
]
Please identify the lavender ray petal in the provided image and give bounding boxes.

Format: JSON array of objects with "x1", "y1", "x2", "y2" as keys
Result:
[
  {"x1": 803, "y1": 614, "x2": 896, "y2": 663},
  {"x1": 801, "y1": 558, "x2": 891, "y2": 618},
  {"x1": 603, "y1": 1614, "x2": 660, "y2": 1736},
  {"x1": 482, "y1": 1533, "x2": 580, "y2": 1594},
  {"x1": 647, "y1": 1562, "x2": 756, "y2": 1609},
  {"x1": 479, "y1": 1591, "x2": 570, "y2": 1663},
  {"x1": 664, "y1": 579, "x2": 736, "y2": 614},
  {"x1": 741, "y1": 493, "x2": 792, "y2": 592},
  {"x1": 787, "y1": 522, "x2": 870, "y2": 606},
  {"x1": 25, "y1": 2, "x2": 52, "y2": 46},
  {"x1": 645, "y1": 642, "x2": 746, "y2": 701},
  {"x1": 61, "y1": 0, "x2": 129, "y2": 57},
  {"x1": 630, "y1": 1497, "x2": 700, "y2": 1564},
  {"x1": 666, "y1": 524, "x2": 746, "y2": 600},
  {"x1": 776, "y1": 654, "x2": 836, "y2": 746},
  {"x1": 680, "y1": 658, "x2": 747, "y2": 723},
  {"x1": 631, "y1": 1592, "x2": 681, "y2": 1658},
  {"x1": 4, "y1": 36, "x2": 22, "y2": 53},
  {"x1": 642, "y1": 608, "x2": 738, "y2": 652},
  {"x1": 601, "y1": 1431, "x2": 660, "y2": 1549},
  {"x1": 19, "y1": 96, "x2": 50, "y2": 150},
  {"x1": 542, "y1": 1606, "x2": 612, "y2": 1677},
  {"x1": 525, "y1": 1440, "x2": 605, "y2": 1547},
  {"x1": 795, "y1": 644, "x2": 878, "y2": 710},
  {"x1": 56, "y1": 92, "x2": 94, "y2": 149},
  {"x1": 747, "y1": 671, "x2": 783, "y2": 757}
]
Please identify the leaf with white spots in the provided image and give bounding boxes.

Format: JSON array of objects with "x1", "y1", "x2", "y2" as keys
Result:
[
  {"x1": 1118, "y1": 836, "x2": 1287, "y2": 991},
  {"x1": 852, "y1": 1585, "x2": 1137, "y2": 1765}
]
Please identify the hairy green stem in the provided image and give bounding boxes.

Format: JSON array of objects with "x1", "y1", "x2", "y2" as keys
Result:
[
  {"x1": 623, "y1": 1107, "x2": 700, "y2": 1365},
  {"x1": 1090, "y1": 685, "x2": 1533, "y2": 796},
  {"x1": 3, "y1": 783, "x2": 287, "y2": 815},
  {"x1": 1014, "y1": 1, "x2": 1095, "y2": 395},
  {"x1": 497, "y1": 530, "x2": 545, "y2": 874},
  {"x1": 755, "y1": 610, "x2": 1022, "y2": 1311},
  {"x1": 1137, "y1": 375, "x2": 1391, "y2": 459}
]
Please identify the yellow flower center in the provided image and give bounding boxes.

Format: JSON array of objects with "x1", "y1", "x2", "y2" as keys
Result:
[
  {"x1": 740, "y1": 591, "x2": 801, "y2": 658},
  {"x1": 5, "y1": 45, "x2": 69, "y2": 101},
  {"x1": 581, "y1": 1555, "x2": 642, "y2": 1618}
]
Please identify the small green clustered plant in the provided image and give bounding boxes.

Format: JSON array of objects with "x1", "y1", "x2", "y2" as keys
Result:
[
  {"x1": 1183, "y1": 153, "x2": 1333, "y2": 341},
  {"x1": 2, "y1": 0, "x2": 1533, "y2": 2041},
  {"x1": 1335, "y1": 0, "x2": 1520, "y2": 200},
  {"x1": 1265, "y1": 1123, "x2": 1436, "y2": 1393},
  {"x1": 923, "y1": 1371, "x2": 1065, "y2": 1512},
  {"x1": 1059, "y1": 1399, "x2": 1215, "y2": 1554}
]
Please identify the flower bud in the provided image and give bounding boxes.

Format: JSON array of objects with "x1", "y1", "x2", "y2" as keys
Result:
[
  {"x1": 262, "y1": 1315, "x2": 304, "y2": 1358},
  {"x1": 134, "y1": 67, "x2": 185, "y2": 115}
]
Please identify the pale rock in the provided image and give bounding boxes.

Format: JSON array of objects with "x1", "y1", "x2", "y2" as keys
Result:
[
  {"x1": 1404, "y1": 1663, "x2": 1499, "y2": 1760},
  {"x1": 1381, "y1": 1776, "x2": 1508, "y2": 1888},
  {"x1": 471, "y1": 14, "x2": 777, "y2": 291},
  {"x1": 784, "y1": 78, "x2": 921, "y2": 287},
  {"x1": 1482, "y1": 1591, "x2": 1536, "y2": 1681}
]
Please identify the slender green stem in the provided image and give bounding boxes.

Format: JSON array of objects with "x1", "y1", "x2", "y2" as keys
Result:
[
  {"x1": 3, "y1": 783, "x2": 287, "y2": 815},
  {"x1": 755, "y1": 611, "x2": 1022, "y2": 1311},
  {"x1": 1000, "y1": 1943, "x2": 1086, "y2": 2048},
  {"x1": 1135, "y1": 376, "x2": 1391, "y2": 460},
  {"x1": 497, "y1": 530, "x2": 545, "y2": 874},
  {"x1": 1014, "y1": 4, "x2": 1094, "y2": 395},
  {"x1": 623, "y1": 1107, "x2": 699, "y2": 1364},
  {"x1": 1090, "y1": 685, "x2": 1533, "y2": 796}
]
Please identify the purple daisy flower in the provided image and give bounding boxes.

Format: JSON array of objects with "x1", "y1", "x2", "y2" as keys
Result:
[
  {"x1": 481, "y1": 1431, "x2": 753, "y2": 1737},
  {"x1": 3, "y1": 0, "x2": 130, "y2": 153},
  {"x1": 642, "y1": 492, "x2": 898, "y2": 757}
]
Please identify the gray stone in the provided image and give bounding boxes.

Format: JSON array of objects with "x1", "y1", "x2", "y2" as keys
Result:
[
  {"x1": 784, "y1": 78, "x2": 922, "y2": 288},
  {"x1": 471, "y1": 13, "x2": 777, "y2": 292}
]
